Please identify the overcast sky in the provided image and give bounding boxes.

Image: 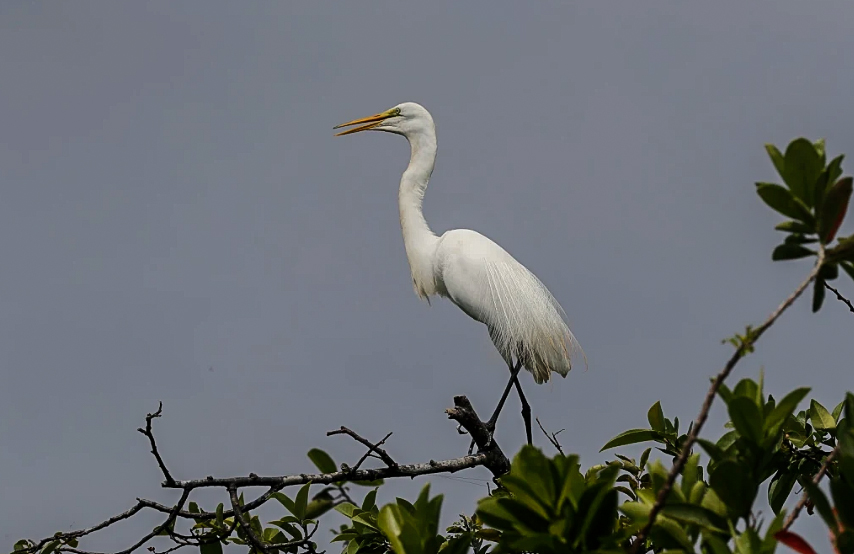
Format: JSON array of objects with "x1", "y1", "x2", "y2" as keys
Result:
[{"x1": 2, "y1": 2, "x2": 853, "y2": 551}]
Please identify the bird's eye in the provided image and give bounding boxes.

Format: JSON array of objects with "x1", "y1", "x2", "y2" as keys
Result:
[{"x1": 393, "y1": 108, "x2": 401, "y2": 116}]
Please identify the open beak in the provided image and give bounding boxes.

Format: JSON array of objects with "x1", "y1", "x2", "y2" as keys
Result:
[{"x1": 333, "y1": 109, "x2": 397, "y2": 136}]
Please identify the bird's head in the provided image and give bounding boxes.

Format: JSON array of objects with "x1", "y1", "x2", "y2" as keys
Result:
[{"x1": 334, "y1": 102, "x2": 434, "y2": 139}]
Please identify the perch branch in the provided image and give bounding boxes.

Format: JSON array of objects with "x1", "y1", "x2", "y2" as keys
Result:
[{"x1": 19, "y1": 396, "x2": 509, "y2": 554}]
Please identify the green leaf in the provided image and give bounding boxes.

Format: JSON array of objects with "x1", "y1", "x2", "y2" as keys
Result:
[
  {"x1": 648, "y1": 401, "x2": 666, "y2": 433},
  {"x1": 834, "y1": 400, "x2": 846, "y2": 422},
  {"x1": 772, "y1": 243, "x2": 814, "y2": 261},
  {"x1": 728, "y1": 397, "x2": 764, "y2": 443},
  {"x1": 810, "y1": 399, "x2": 836, "y2": 430},
  {"x1": 334, "y1": 502, "x2": 358, "y2": 518},
  {"x1": 766, "y1": 387, "x2": 810, "y2": 436},
  {"x1": 704, "y1": 534, "x2": 733, "y2": 554},
  {"x1": 813, "y1": 279, "x2": 826, "y2": 312},
  {"x1": 783, "y1": 138, "x2": 824, "y2": 205},
  {"x1": 352, "y1": 512, "x2": 380, "y2": 531},
  {"x1": 600, "y1": 429, "x2": 663, "y2": 451},
  {"x1": 696, "y1": 438, "x2": 727, "y2": 461},
  {"x1": 215, "y1": 503, "x2": 224, "y2": 528},
  {"x1": 681, "y1": 453, "x2": 700, "y2": 500},
  {"x1": 831, "y1": 476, "x2": 854, "y2": 530},
  {"x1": 199, "y1": 540, "x2": 223, "y2": 554},
  {"x1": 814, "y1": 138, "x2": 826, "y2": 164},
  {"x1": 709, "y1": 460, "x2": 756, "y2": 518},
  {"x1": 189, "y1": 501, "x2": 200, "y2": 514},
  {"x1": 843, "y1": 262, "x2": 854, "y2": 282},
  {"x1": 819, "y1": 263, "x2": 840, "y2": 281},
  {"x1": 756, "y1": 183, "x2": 814, "y2": 223},
  {"x1": 40, "y1": 542, "x2": 58, "y2": 554},
  {"x1": 272, "y1": 492, "x2": 297, "y2": 516},
  {"x1": 639, "y1": 447, "x2": 651, "y2": 470},
  {"x1": 307, "y1": 448, "x2": 337, "y2": 474},
  {"x1": 362, "y1": 489, "x2": 378, "y2": 511},
  {"x1": 294, "y1": 482, "x2": 311, "y2": 520},
  {"x1": 775, "y1": 220, "x2": 815, "y2": 234},
  {"x1": 766, "y1": 144, "x2": 786, "y2": 178},
  {"x1": 768, "y1": 471, "x2": 797, "y2": 515},
  {"x1": 660, "y1": 503, "x2": 727, "y2": 533},
  {"x1": 804, "y1": 481, "x2": 836, "y2": 529}
]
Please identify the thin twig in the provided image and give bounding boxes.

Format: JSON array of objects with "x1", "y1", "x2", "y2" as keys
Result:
[
  {"x1": 630, "y1": 247, "x2": 826, "y2": 554},
  {"x1": 824, "y1": 282, "x2": 854, "y2": 313},
  {"x1": 137, "y1": 486, "x2": 282, "y2": 521},
  {"x1": 228, "y1": 486, "x2": 269, "y2": 554},
  {"x1": 24, "y1": 503, "x2": 146, "y2": 554},
  {"x1": 328, "y1": 427, "x2": 397, "y2": 469},
  {"x1": 536, "y1": 417, "x2": 565, "y2": 455},
  {"x1": 782, "y1": 445, "x2": 839, "y2": 531},
  {"x1": 137, "y1": 402, "x2": 175, "y2": 486},
  {"x1": 48, "y1": 489, "x2": 191, "y2": 554}
]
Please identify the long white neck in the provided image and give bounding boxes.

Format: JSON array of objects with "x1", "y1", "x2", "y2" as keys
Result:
[{"x1": 399, "y1": 129, "x2": 439, "y2": 300}]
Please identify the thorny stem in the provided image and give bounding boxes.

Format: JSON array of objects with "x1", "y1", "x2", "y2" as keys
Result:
[{"x1": 630, "y1": 246, "x2": 826, "y2": 554}]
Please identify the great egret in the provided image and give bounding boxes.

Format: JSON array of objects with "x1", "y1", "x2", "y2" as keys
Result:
[{"x1": 334, "y1": 102, "x2": 583, "y2": 447}]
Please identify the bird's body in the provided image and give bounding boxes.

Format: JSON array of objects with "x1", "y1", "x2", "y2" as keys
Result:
[{"x1": 334, "y1": 102, "x2": 582, "y2": 442}]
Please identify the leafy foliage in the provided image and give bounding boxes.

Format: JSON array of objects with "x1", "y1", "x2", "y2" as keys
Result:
[{"x1": 757, "y1": 138, "x2": 854, "y2": 311}]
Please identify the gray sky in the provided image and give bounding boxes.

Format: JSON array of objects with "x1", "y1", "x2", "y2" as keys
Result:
[{"x1": 2, "y1": 2, "x2": 853, "y2": 551}]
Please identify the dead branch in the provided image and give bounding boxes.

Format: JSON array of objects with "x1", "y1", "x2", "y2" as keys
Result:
[{"x1": 18, "y1": 395, "x2": 510, "y2": 554}]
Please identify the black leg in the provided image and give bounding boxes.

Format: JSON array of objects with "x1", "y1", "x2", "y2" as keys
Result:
[
  {"x1": 513, "y1": 372, "x2": 532, "y2": 446},
  {"x1": 469, "y1": 359, "x2": 524, "y2": 454}
]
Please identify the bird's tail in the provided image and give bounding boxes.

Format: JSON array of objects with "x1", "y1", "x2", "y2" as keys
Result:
[{"x1": 484, "y1": 261, "x2": 585, "y2": 384}]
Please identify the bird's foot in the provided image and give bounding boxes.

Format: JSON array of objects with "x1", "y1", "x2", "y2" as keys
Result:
[{"x1": 467, "y1": 418, "x2": 496, "y2": 455}]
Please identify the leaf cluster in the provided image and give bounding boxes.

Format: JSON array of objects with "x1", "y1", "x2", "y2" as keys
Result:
[{"x1": 756, "y1": 138, "x2": 854, "y2": 310}]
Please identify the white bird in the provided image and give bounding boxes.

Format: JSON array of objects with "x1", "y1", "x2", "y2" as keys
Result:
[{"x1": 334, "y1": 102, "x2": 584, "y2": 446}]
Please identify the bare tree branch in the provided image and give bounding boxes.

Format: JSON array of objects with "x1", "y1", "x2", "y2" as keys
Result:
[
  {"x1": 782, "y1": 445, "x2": 839, "y2": 532},
  {"x1": 20, "y1": 395, "x2": 509, "y2": 554},
  {"x1": 327, "y1": 427, "x2": 397, "y2": 470},
  {"x1": 825, "y1": 281, "x2": 854, "y2": 313},
  {"x1": 536, "y1": 417, "x2": 565, "y2": 456},
  {"x1": 137, "y1": 402, "x2": 175, "y2": 487},
  {"x1": 629, "y1": 247, "x2": 826, "y2": 554}
]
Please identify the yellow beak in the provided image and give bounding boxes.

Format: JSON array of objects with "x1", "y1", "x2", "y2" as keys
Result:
[{"x1": 333, "y1": 108, "x2": 397, "y2": 136}]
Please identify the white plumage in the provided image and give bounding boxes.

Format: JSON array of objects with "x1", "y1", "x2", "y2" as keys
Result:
[{"x1": 335, "y1": 102, "x2": 583, "y2": 440}]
